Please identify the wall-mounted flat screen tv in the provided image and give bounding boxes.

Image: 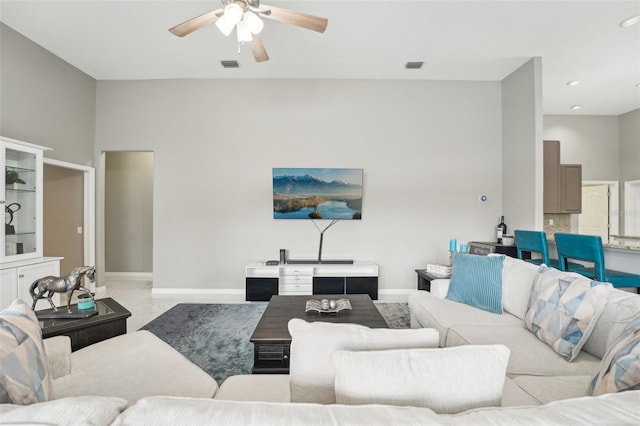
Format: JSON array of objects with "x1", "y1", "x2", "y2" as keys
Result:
[{"x1": 273, "y1": 168, "x2": 363, "y2": 220}]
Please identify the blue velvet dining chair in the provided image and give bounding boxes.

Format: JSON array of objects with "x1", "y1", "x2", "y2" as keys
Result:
[
  {"x1": 554, "y1": 232, "x2": 640, "y2": 292},
  {"x1": 513, "y1": 230, "x2": 582, "y2": 270},
  {"x1": 514, "y1": 230, "x2": 550, "y2": 265}
]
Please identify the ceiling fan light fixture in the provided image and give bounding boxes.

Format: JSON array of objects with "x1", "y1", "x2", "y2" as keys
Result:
[
  {"x1": 224, "y1": 3, "x2": 244, "y2": 25},
  {"x1": 215, "y1": 15, "x2": 236, "y2": 37},
  {"x1": 243, "y1": 11, "x2": 264, "y2": 34},
  {"x1": 237, "y1": 20, "x2": 253, "y2": 42}
]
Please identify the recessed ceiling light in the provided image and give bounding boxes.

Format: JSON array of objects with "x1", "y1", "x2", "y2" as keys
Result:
[
  {"x1": 221, "y1": 60, "x2": 239, "y2": 68},
  {"x1": 619, "y1": 15, "x2": 640, "y2": 27},
  {"x1": 570, "y1": 105, "x2": 582, "y2": 110},
  {"x1": 405, "y1": 62, "x2": 424, "y2": 69},
  {"x1": 566, "y1": 80, "x2": 580, "y2": 86}
]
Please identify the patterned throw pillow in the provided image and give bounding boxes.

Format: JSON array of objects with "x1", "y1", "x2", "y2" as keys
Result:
[
  {"x1": 0, "y1": 299, "x2": 53, "y2": 404},
  {"x1": 446, "y1": 252, "x2": 504, "y2": 314},
  {"x1": 525, "y1": 266, "x2": 611, "y2": 362},
  {"x1": 590, "y1": 318, "x2": 640, "y2": 395}
]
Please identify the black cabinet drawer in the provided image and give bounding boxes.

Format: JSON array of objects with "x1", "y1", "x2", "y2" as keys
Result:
[
  {"x1": 246, "y1": 277, "x2": 279, "y2": 301},
  {"x1": 313, "y1": 277, "x2": 345, "y2": 294},
  {"x1": 254, "y1": 343, "x2": 290, "y2": 372},
  {"x1": 346, "y1": 276, "x2": 378, "y2": 300}
]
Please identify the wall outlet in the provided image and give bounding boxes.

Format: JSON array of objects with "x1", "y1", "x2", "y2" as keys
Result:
[{"x1": 548, "y1": 219, "x2": 554, "y2": 226}]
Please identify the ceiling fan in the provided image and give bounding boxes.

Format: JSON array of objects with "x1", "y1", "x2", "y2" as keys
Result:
[{"x1": 169, "y1": 0, "x2": 328, "y2": 63}]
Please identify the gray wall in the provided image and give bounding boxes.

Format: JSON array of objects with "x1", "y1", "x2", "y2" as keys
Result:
[
  {"x1": 95, "y1": 79, "x2": 506, "y2": 291},
  {"x1": 104, "y1": 152, "x2": 154, "y2": 273},
  {"x1": 501, "y1": 58, "x2": 543, "y2": 233},
  {"x1": 543, "y1": 115, "x2": 620, "y2": 181},
  {"x1": 618, "y1": 109, "x2": 640, "y2": 183},
  {"x1": 0, "y1": 24, "x2": 96, "y2": 166}
]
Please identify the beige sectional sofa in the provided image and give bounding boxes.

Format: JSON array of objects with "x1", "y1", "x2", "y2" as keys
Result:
[
  {"x1": 2, "y1": 261, "x2": 639, "y2": 426},
  {"x1": 408, "y1": 255, "x2": 640, "y2": 406}
]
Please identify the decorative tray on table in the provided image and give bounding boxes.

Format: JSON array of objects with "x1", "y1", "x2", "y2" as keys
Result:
[{"x1": 305, "y1": 298, "x2": 352, "y2": 314}]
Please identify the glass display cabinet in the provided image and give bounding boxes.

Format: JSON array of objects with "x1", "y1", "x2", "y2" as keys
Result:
[{"x1": 1, "y1": 137, "x2": 45, "y2": 263}]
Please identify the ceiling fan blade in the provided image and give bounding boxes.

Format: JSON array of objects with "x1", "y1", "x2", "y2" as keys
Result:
[
  {"x1": 249, "y1": 35, "x2": 269, "y2": 62},
  {"x1": 169, "y1": 8, "x2": 223, "y2": 37},
  {"x1": 259, "y1": 5, "x2": 328, "y2": 33}
]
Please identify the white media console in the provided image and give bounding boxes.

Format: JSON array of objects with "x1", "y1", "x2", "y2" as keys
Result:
[{"x1": 245, "y1": 261, "x2": 379, "y2": 301}]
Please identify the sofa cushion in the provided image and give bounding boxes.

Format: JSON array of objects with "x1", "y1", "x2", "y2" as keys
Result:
[
  {"x1": 0, "y1": 395, "x2": 126, "y2": 425},
  {"x1": 497, "y1": 255, "x2": 540, "y2": 320},
  {"x1": 583, "y1": 288, "x2": 640, "y2": 359},
  {"x1": 288, "y1": 319, "x2": 439, "y2": 404},
  {"x1": 501, "y1": 376, "x2": 541, "y2": 407},
  {"x1": 332, "y1": 345, "x2": 510, "y2": 414},
  {"x1": 446, "y1": 391, "x2": 640, "y2": 425},
  {"x1": 113, "y1": 396, "x2": 444, "y2": 426},
  {"x1": 0, "y1": 299, "x2": 53, "y2": 404},
  {"x1": 446, "y1": 253, "x2": 504, "y2": 314},
  {"x1": 446, "y1": 324, "x2": 601, "y2": 376},
  {"x1": 590, "y1": 318, "x2": 640, "y2": 395},
  {"x1": 511, "y1": 375, "x2": 592, "y2": 404},
  {"x1": 408, "y1": 290, "x2": 522, "y2": 347},
  {"x1": 215, "y1": 374, "x2": 290, "y2": 402},
  {"x1": 52, "y1": 330, "x2": 218, "y2": 406},
  {"x1": 525, "y1": 266, "x2": 611, "y2": 361}
]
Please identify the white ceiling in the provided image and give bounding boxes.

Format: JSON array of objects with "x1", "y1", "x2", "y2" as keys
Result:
[{"x1": 1, "y1": 0, "x2": 639, "y2": 115}]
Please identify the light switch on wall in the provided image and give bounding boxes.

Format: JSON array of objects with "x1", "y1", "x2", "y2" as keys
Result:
[{"x1": 77, "y1": 226, "x2": 83, "y2": 235}]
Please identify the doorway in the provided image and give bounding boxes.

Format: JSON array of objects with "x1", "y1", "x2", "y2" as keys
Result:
[
  {"x1": 579, "y1": 181, "x2": 619, "y2": 242},
  {"x1": 103, "y1": 152, "x2": 154, "y2": 278},
  {"x1": 43, "y1": 159, "x2": 96, "y2": 290}
]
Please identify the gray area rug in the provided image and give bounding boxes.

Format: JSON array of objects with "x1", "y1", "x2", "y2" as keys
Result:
[{"x1": 140, "y1": 301, "x2": 409, "y2": 384}]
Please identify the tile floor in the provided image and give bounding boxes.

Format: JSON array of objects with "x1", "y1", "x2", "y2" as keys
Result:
[
  {"x1": 99, "y1": 279, "x2": 246, "y2": 332},
  {"x1": 99, "y1": 278, "x2": 408, "y2": 333}
]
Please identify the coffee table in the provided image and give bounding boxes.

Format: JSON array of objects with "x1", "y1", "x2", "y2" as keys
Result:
[
  {"x1": 39, "y1": 297, "x2": 131, "y2": 351},
  {"x1": 250, "y1": 294, "x2": 388, "y2": 374}
]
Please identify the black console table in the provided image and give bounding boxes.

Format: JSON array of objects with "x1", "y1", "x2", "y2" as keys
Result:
[
  {"x1": 39, "y1": 297, "x2": 131, "y2": 351},
  {"x1": 415, "y1": 269, "x2": 447, "y2": 292}
]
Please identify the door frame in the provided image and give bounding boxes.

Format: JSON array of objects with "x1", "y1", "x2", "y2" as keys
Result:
[
  {"x1": 624, "y1": 180, "x2": 640, "y2": 237},
  {"x1": 43, "y1": 158, "x2": 96, "y2": 289},
  {"x1": 578, "y1": 180, "x2": 619, "y2": 241}
]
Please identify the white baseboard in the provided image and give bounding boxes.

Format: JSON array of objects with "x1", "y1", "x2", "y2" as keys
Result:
[
  {"x1": 150, "y1": 288, "x2": 412, "y2": 299},
  {"x1": 377, "y1": 289, "x2": 414, "y2": 302},
  {"x1": 378, "y1": 289, "x2": 415, "y2": 296},
  {"x1": 151, "y1": 288, "x2": 245, "y2": 296},
  {"x1": 104, "y1": 272, "x2": 153, "y2": 281}
]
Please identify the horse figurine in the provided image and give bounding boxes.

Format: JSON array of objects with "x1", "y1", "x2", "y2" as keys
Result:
[{"x1": 29, "y1": 266, "x2": 96, "y2": 313}]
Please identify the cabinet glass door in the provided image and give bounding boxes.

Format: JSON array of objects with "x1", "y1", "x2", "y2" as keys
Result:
[{"x1": 2, "y1": 141, "x2": 42, "y2": 262}]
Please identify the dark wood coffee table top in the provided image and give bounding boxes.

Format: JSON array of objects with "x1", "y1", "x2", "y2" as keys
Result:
[{"x1": 250, "y1": 294, "x2": 388, "y2": 344}]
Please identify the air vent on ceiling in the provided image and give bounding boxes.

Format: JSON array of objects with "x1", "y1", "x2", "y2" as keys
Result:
[
  {"x1": 221, "y1": 60, "x2": 239, "y2": 68},
  {"x1": 405, "y1": 61, "x2": 424, "y2": 69}
]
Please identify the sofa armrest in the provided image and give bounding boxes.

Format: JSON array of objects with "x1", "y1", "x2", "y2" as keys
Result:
[
  {"x1": 44, "y1": 336, "x2": 72, "y2": 379},
  {"x1": 430, "y1": 279, "x2": 450, "y2": 299}
]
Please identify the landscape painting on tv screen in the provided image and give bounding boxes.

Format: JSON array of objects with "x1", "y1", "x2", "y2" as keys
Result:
[{"x1": 273, "y1": 168, "x2": 363, "y2": 220}]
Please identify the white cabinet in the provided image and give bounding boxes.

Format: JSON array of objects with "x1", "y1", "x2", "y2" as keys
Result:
[
  {"x1": 279, "y1": 266, "x2": 313, "y2": 295},
  {"x1": 0, "y1": 258, "x2": 61, "y2": 311},
  {"x1": 245, "y1": 262, "x2": 379, "y2": 301},
  {"x1": 1, "y1": 137, "x2": 61, "y2": 311},
  {"x1": 2, "y1": 136, "x2": 49, "y2": 263}
]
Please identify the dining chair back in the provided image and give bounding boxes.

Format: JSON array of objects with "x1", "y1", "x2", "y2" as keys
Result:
[
  {"x1": 514, "y1": 230, "x2": 550, "y2": 265},
  {"x1": 554, "y1": 232, "x2": 640, "y2": 292}
]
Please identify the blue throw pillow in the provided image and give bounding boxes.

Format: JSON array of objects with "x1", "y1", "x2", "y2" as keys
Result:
[{"x1": 446, "y1": 253, "x2": 504, "y2": 314}]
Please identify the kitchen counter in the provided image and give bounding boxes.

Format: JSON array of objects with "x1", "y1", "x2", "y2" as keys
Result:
[{"x1": 547, "y1": 238, "x2": 640, "y2": 275}]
